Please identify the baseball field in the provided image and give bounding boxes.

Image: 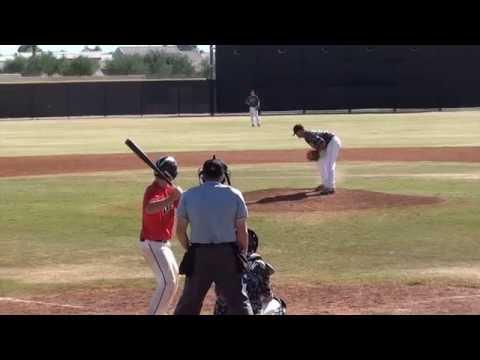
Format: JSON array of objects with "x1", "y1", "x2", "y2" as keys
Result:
[{"x1": 1, "y1": 111, "x2": 480, "y2": 314}]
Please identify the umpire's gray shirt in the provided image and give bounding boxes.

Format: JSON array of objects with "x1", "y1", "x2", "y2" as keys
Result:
[{"x1": 177, "y1": 181, "x2": 248, "y2": 244}]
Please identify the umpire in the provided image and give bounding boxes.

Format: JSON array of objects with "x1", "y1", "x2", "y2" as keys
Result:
[{"x1": 174, "y1": 158, "x2": 253, "y2": 315}]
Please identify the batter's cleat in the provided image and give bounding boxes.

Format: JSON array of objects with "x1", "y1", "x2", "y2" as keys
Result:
[
  {"x1": 319, "y1": 188, "x2": 335, "y2": 196},
  {"x1": 314, "y1": 185, "x2": 325, "y2": 191}
]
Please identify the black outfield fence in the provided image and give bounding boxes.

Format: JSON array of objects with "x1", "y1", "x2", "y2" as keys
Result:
[
  {"x1": 3, "y1": 47, "x2": 480, "y2": 118},
  {"x1": 215, "y1": 45, "x2": 480, "y2": 113},
  {"x1": 0, "y1": 79, "x2": 211, "y2": 119}
]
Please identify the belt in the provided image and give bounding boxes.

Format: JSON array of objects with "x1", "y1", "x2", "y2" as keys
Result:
[
  {"x1": 140, "y1": 239, "x2": 169, "y2": 243},
  {"x1": 190, "y1": 242, "x2": 236, "y2": 247}
]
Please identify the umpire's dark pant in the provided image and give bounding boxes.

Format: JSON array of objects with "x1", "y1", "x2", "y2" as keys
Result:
[{"x1": 174, "y1": 243, "x2": 253, "y2": 315}]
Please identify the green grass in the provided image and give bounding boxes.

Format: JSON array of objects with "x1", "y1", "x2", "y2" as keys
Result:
[
  {"x1": 1, "y1": 111, "x2": 480, "y2": 156},
  {"x1": 2, "y1": 112, "x2": 480, "y2": 298},
  {"x1": 2, "y1": 162, "x2": 480, "y2": 295}
]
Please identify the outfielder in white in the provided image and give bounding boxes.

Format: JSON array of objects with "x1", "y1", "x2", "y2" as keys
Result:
[
  {"x1": 293, "y1": 124, "x2": 342, "y2": 195},
  {"x1": 139, "y1": 156, "x2": 182, "y2": 315},
  {"x1": 246, "y1": 90, "x2": 261, "y2": 127}
]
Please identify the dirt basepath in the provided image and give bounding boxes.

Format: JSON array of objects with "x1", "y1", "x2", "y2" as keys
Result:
[
  {"x1": 2, "y1": 283, "x2": 480, "y2": 315},
  {"x1": 2, "y1": 147, "x2": 480, "y2": 178}
]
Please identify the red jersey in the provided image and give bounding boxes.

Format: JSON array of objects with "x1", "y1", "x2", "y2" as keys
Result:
[{"x1": 140, "y1": 181, "x2": 179, "y2": 242}]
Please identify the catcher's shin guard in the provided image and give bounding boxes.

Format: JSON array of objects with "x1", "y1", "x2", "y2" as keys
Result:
[{"x1": 260, "y1": 297, "x2": 287, "y2": 315}]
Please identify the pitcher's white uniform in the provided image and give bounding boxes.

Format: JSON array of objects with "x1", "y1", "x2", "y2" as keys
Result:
[{"x1": 304, "y1": 131, "x2": 342, "y2": 191}]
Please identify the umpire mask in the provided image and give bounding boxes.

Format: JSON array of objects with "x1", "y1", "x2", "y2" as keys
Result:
[{"x1": 198, "y1": 156, "x2": 231, "y2": 185}]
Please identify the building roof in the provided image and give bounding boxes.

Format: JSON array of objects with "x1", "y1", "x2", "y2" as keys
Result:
[
  {"x1": 46, "y1": 51, "x2": 112, "y2": 62},
  {"x1": 0, "y1": 55, "x2": 15, "y2": 62},
  {"x1": 79, "y1": 50, "x2": 103, "y2": 59},
  {"x1": 116, "y1": 46, "x2": 175, "y2": 56},
  {"x1": 16, "y1": 52, "x2": 34, "y2": 58}
]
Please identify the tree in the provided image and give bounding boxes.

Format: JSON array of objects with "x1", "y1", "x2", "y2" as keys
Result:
[
  {"x1": 23, "y1": 56, "x2": 43, "y2": 75},
  {"x1": 104, "y1": 53, "x2": 147, "y2": 75},
  {"x1": 17, "y1": 45, "x2": 41, "y2": 57},
  {"x1": 198, "y1": 58, "x2": 210, "y2": 78},
  {"x1": 103, "y1": 51, "x2": 196, "y2": 77},
  {"x1": 168, "y1": 54, "x2": 195, "y2": 76},
  {"x1": 177, "y1": 45, "x2": 198, "y2": 51},
  {"x1": 4, "y1": 52, "x2": 58, "y2": 75},
  {"x1": 59, "y1": 56, "x2": 98, "y2": 76},
  {"x1": 144, "y1": 51, "x2": 195, "y2": 76},
  {"x1": 17, "y1": 45, "x2": 32, "y2": 52},
  {"x1": 2, "y1": 56, "x2": 28, "y2": 73},
  {"x1": 36, "y1": 52, "x2": 60, "y2": 75},
  {"x1": 82, "y1": 45, "x2": 102, "y2": 52},
  {"x1": 144, "y1": 51, "x2": 172, "y2": 76},
  {"x1": 3, "y1": 52, "x2": 99, "y2": 76}
]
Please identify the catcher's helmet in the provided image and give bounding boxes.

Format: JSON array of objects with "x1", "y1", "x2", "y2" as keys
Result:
[
  {"x1": 155, "y1": 156, "x2": 178, "y2": 181},
  {"x1": 247, "y1": 228, "x2": 259, "y2": 254}
]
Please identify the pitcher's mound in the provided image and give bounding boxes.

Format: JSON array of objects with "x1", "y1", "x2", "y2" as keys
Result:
[{"x1": 245, "y1": 188, "x2": 444, "y2": 213}]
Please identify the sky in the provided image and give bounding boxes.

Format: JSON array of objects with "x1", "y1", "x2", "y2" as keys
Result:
[{"x1": 0, "y1": 45, "x2": 210, "y2": 56}]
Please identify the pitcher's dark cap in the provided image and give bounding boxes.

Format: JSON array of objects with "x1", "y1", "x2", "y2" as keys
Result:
[{"x1": 293, "y1": 124, "x2": 304, "y2": 135}]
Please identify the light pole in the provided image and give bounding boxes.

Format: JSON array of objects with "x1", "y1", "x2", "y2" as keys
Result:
[
  {"x1": 209, "y1": 45, "x2": 216, "y2": 115},
  {"x1": 209, "y1": 45, "x2": 215, "y2": 80}
]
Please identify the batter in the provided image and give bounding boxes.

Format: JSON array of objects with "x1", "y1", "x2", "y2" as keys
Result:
[{"x1": 138, "y1": 156, "x2": 183, "y2": 315}]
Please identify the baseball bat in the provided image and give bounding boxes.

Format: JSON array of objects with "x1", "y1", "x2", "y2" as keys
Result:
[{"x1": 124, "y1": 138, "x2": 173, "y2": 185}]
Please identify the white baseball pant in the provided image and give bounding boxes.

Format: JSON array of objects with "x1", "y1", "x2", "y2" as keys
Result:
[
  {"x1": 249, "y1": 107, "x2": 261, "y2": 126},
  {"x1": 139, "y1": 240, "x2": 179, "y2": 315},
  {"x1": 317, "y1": 135, "x2": 342, "y2": 190}
]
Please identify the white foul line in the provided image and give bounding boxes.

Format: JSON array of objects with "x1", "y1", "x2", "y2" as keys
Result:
[
  {"x1": 397, "y1": 294, "x2": 480, "y2": 307},
  {"x1": 363, "y1": 293, "x2": 480, "y2": 313},
  {"x1": 0, "y1": 297, "x2": 89, "y2": 310}
]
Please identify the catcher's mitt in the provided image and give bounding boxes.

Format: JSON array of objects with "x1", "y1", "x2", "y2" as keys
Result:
[{"x1": 306, "y1": 149, "x2": 320, "y2": 161}]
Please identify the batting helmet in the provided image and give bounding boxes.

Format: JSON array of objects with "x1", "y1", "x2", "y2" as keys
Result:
[{"x1": 155, "y1": 156, "x2": 178, "y2": 181}]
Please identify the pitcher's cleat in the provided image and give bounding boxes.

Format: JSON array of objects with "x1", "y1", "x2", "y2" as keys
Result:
[{"x1": 319, "y1": 188, "x2": 335, "y2": 196}]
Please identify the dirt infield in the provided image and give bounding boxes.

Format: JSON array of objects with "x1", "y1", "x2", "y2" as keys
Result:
[
  {"x1": 2, "y1": 146, "x2": 480, "y2": 177},
  {"x1": 245, "y1": 188, "x2": 444, "y2": 212},
  {"x1": 2, "y1": 282, "x2": 480, "y2": 315}
]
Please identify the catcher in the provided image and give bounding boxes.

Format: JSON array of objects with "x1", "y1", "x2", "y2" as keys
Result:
[
  {"x1": 293, "y1": 124, "x2": 342, "y2": 195},
  {"x1": 213, "y1": 229, "x2": 287, "y2": 315}
]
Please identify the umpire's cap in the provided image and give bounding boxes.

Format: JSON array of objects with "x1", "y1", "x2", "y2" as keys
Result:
[
  {"x1": 202, "y1": 158, "x2": 227, "y2": 179},
  {"x1": 293, "y1": 124, "x2": 304, "y2": 135}
]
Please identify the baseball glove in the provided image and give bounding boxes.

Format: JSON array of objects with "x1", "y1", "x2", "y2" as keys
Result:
[{"x1": 306, "y1": 149, "x2": 320, "y2": 161}]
